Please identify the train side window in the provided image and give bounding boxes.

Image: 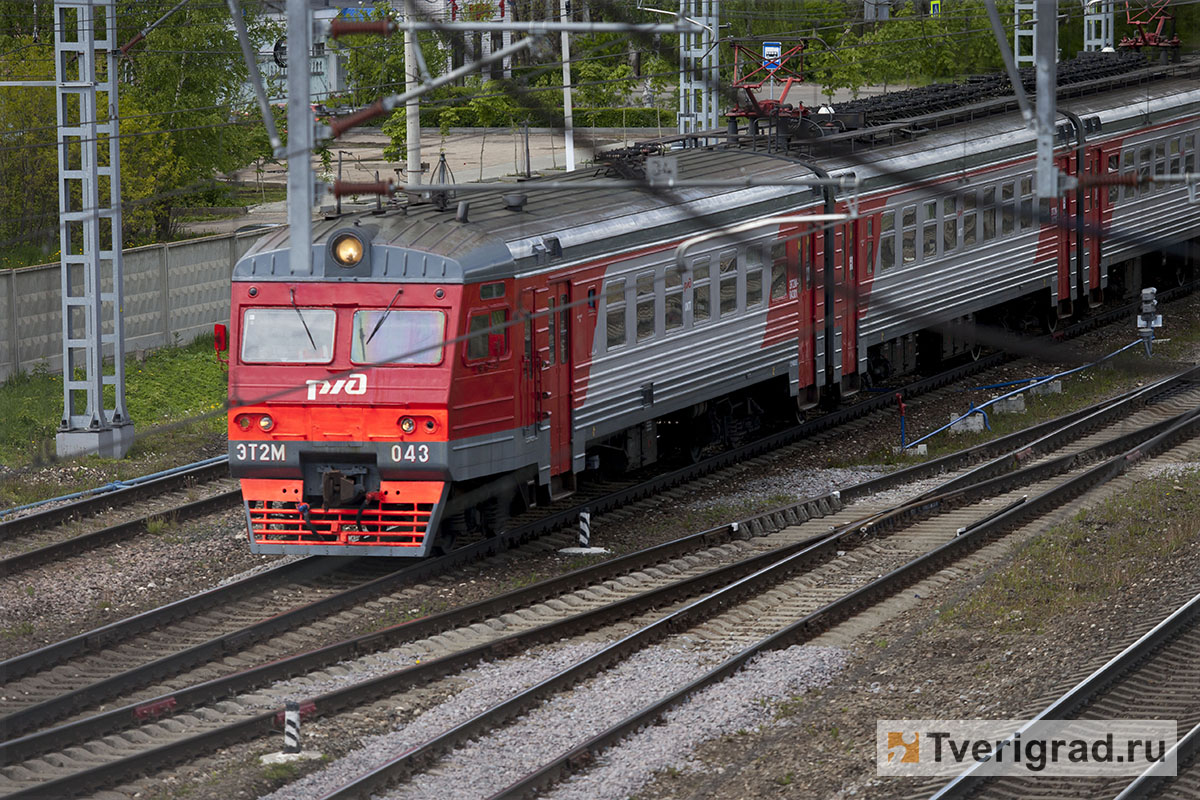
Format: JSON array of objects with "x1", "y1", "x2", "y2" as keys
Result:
[
  {"x1": 745, "y1": 246, "x2": 763, "y2": 309},
  {"x1": 1108, "y1": 154, "x2": 1120, "y2": 172},
  {"x1": 466, "y1": 309, "x2": 507, "y2": 360},
  {"x1": 636, "y1": 272, "x2": 655, "y2": 342},
  {"x1": 1187, "y1": 134, "x2": 1195, "y2": 153},
  {"x1": 962, "y1": 190, "x2": 977, "y2": 246},
  {"x1": 922, "y1": 221, "x2": 937, "y2": 259},
  {"x1": 771, "y1": 261, "x2": 787, "y2": 300},
  {"x1": 879, "y1": 210, "x2": 895, "y2": 271},
  {"x1": 665, "y1": 267, "x2": 683, "y2": 332},
  {"x1": 1019, "y1": 177, "x2": 1034, "y2": 229},
  {"x1": 770, "y1": 241, "x2": 788, "y2": 299},
  {"x1": 981, "y1": 187, "x2": 996, "y2": 242},
  {"x1": 559, "y1": 293, "x2": 569, "y2": 364},
  {"x1": 546, "y1": 297, "x2": 556, "y2": 366},
  {"x1": 605, "y1": 279, "x2": 626, "y2": 350},
  {"x1": 942, "y1": 197, "x2": 957, "y2": 252},
  {"x1": 693, "y1": 257, "x2": 711, "y2": 323},
  {"x1": 1001, "y1": 182, "x2": 1015, "y2": 236},
  {"x1": 900, "y1": 206, "x2": 916, "y2": 264},
  {"x1": 524, "y1": 313, "x2": 533, "y2": 373},
  {"x1": 864, "y1": 217, "x2": 875, "y2": 276},
  {"x1": 719, "y1": 249, "x2": 738, "y2": 316},
  {"x1": 480, "y1": 282, "x2": 505, "y2": 300}
]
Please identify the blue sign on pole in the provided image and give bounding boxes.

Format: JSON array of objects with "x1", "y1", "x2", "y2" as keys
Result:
[{"x1": 763, "y1": 41, "x2": 782, "y2": 71}]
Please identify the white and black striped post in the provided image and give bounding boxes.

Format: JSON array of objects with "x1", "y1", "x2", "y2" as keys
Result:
[
  {"x1": 578, "y1": 509, "x2": 591, "y2": 548},
  {"x1": 283, "y1": 700, "x2": 301, "y2": 754}
]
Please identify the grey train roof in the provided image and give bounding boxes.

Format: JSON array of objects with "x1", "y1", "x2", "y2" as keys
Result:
[{"x1": 233, "y1": 148, "x2": 824, "y2": 284}]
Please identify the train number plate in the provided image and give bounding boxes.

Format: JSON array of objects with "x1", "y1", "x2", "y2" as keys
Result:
[
  {"x1": 235, "y1": 442, "x2": 287, "y2": 462},
  {"x1": 391, "y1": 444, "x2": 430, "y2": 463}
]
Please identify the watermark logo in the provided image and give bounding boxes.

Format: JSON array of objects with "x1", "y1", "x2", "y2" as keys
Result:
[
  {"x1": 877, "y1": 720, "x2": 1177, "y2": 777},
  {"x1": 886, "y1": 731, "x2": 920, "y2": 764}
]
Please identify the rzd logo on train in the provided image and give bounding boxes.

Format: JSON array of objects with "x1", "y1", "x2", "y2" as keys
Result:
[{"x1": 306, "y1": 372, "x2": 368, "y2": 400}]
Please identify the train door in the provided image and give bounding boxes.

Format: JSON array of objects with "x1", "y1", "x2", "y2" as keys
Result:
[
  {"x1": 1056, "y1": 150, "x2": 1077, "y2": 318},
  {"x1": 542, "y1": 280, "x2": 573, "y2": 477},
  {"x1": 519, "y1": 287, "x2": 540, "y2": 436},
  {"x1": 1084, "y1": 147, "x2": 1104, "y2": 305},
  {"x1": 831, "y1": 222, "x2": 858, "y2": 392}
]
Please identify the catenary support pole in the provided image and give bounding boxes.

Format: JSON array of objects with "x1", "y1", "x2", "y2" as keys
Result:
[
  {"x1": 286, "y1": 0, "x2": 313, "y2": 274},
  {"x1": 560, "y1": 0, "x2": 575, "y2": 171}
]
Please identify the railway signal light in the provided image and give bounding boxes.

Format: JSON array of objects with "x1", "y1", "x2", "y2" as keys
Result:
[{"x1": 1137, "y1": 287, "x2": 1161, "y2": 355}]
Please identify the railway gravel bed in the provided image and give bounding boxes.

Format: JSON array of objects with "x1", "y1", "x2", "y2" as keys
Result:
[
  {"x1": 4, "y1": 381, "x2": 1185, "y2": 800},
  {"x1": 253, "y1": 405, "x2": 1200, "y2": 800}
]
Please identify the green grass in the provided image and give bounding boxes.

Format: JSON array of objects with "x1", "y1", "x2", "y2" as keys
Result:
[
  {"x1": 0, "y1": 335, "x2": 227, "y2": 508},
  {"x1": 940, "y1": 467, "x2": 1200, "y2": 633}
]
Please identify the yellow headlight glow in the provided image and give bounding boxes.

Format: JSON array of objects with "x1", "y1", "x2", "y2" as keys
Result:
[{"x1": 332, "y1": 233, "x2": 364, "y2": 267}]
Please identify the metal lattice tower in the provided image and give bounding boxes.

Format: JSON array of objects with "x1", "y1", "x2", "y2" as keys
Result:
[
  {"x1": 54, "y1": 0, "x2": 133, "y2": 458},
  {"x1": 1015, "y1": 0, "x2": 1036, "y2": 66},
  {"x1": 1084, "y1": 0, "x2": 1116, "y2": 51},
  {"x1": 677, "y1": 0, "x2": 720, "y2": 135}
]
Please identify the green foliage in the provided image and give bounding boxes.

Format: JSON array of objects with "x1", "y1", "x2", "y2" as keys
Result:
[{"x1": 0, "y1": 336, "x2": 227, "y2": 475}]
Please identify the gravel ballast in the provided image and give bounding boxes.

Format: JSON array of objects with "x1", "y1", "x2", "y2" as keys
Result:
[{"x1": 258, "y1": 641, "x2": 846, "y2": 800}]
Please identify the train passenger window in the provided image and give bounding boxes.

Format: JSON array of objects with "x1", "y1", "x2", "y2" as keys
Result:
[
  {"x1": 466, "y1": 309, "x2": 507, "y2": 360},
  {"x1": 480, "y1": 282, "x2": 505, "y2": 300},
  {"x1": 900, "y1": 206, "x2": 916, "y2": 265},
  {"x1": 1170, "y1": 138, "x2": 1180, "y2": 155},
  {"x1": 879, "y1": 211, "x2": 895, "y2": 271},
  {"x1": 880, "y1": 236, "x2": 895, "y2": 272},
  {"x1": 524, "y1": 314, "x2": 533, "y2": 373},
  {"x1": 1001, "y1": 183, "x2": 1015, "y2": 236},
  {"x1": 865, "y1": 218, "x2": 875, "y2": 276},
  {"x1": 982, "y1": 187, "x2": 996, "y2": 242},
  {"x1": 719, "y1": 250, "x2": 738, "y2": 316},
  {"x1": 923, "y1": 200, "x2": 936, "y2": 222},
  {"x1": 605, "y1": 279, "x2": 626, "y2": 349},
  {"x1": 963, "y1": 211, "x2": 977, "y2": 247},
  {"x1": 771, "y1": 262, "x2": 788, "y2": 300},
  {"x1": 943, "y1": 216, "x2": 957, "y2": 252},
  {"x1": 546, "y1": 298, "x2": 556, "y2": 366},
  {"x1": 1020, "y1": 176, "x2": 1033, "y2": 197},
  {"x1": 1108, "y1": 154, "x2": 1120, "y2": 172},
  {"x1": 636, "y1": 272, "x2": 655, "y2": 341},
  {"x1": 746, "y1": 268, "x2": 763, "y2": 309},
  {"x1": 559, "y1": 294, "x2": 570, "y2": 364},
  {"x1": 1186, "y1": 134, "x2": 1195, "y2": 153},
  {"x1": 1108, "y1": 184, "x2": 1119, "y2": 206},
  {"x1": 902, "y1": 206, "x2": 915, "y2": 228},
  {"x1": 665, "y1": 268, "x2": 683, "y2": 332},
  {"x1": 242, "y1": 308, "x2": 335, "y2": 364},
  {"x1": 352, "y1": 309, "x2": 445, "y2": 365},
  {"x1": 1187, "y1": 154, "x2": 1195, "y2": 174},
  {"x1": 922, "y1": 223, "x2": 936, "y2": 259},
  {"x1": 1124, "y1": 150, "x2": 1135, "y2": 170},
  {"x1": 693, "y1": 258, "x2": 711, "y2": 323}
]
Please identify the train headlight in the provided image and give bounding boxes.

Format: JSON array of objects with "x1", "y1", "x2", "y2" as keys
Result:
[
  {"x1": 399, "y1": 416, "x2": 416, "y2": 434},
  {"x1": 236, "y1": 415, "x2": 251, "y2": 431},
  {"x1": 331, "y1": 233, "x2": 365, "y2": 268},
  {"x1": 258, "y1": 414, "x2": 275, "y2": 432}
]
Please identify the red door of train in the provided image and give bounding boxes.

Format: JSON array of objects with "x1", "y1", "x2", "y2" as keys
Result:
[{"x1": 543, "y1": 280, "x2": 573, "y2": 475}]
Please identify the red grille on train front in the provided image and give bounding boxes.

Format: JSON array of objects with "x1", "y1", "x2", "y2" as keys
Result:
[{"x1": 240, "y1": 478, "x2": 443, "y2": 549}]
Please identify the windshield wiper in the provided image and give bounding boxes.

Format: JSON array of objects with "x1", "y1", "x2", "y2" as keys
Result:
[
  {"x1": 364, "y1": 286, "x2": 404, "y2": 347},
  {"x1": 289, "y1": 287, "x2": 317, "y2": 352}
]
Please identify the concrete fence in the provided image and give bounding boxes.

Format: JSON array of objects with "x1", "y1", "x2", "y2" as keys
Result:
[{"x1": 0, "y1": 229, "x2": 268, "y2": 383}]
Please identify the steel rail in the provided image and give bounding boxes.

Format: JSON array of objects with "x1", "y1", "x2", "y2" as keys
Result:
[
  {"x1": 931, "y1": 595, "x2": 1200, "y2": 798},
  {"x1": 8, "y1": 381, "x2": 1195, "y2": 800},
  {"x1": 488, "y1": 404, "x2": 1200, "y2": 800},
  {"x1": 1112, "y1": 720, "x2": 1200, "y2": 800},
  {"x1": 0, "y1": 488, "x2": 241, "y2": 574},
  {"x1": 4, "y1": 361, "x2": 1192, "y2": 753},
  {"x1": 0, "y1": 460, "x2": 231, "y2": 541}
]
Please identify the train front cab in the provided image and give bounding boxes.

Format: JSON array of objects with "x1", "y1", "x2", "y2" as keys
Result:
[{"x1": 227, "y1": 276, "x2": 457, "y2": 557}]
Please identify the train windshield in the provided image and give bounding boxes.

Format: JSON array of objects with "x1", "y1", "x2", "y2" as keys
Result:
[
  {"x1": 351, "y1": 309, "x2": 445, "y2": 365},
  {"x1": 241, "y1": 308, "x2": 336, "y2": 363}
]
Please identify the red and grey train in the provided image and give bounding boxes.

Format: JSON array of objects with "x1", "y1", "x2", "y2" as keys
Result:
[{"x1": 225, "y1": 58, "x2": 1200, "y2": 556}]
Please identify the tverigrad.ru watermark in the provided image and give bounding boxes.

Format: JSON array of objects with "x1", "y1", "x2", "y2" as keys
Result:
[{"x1": 876, "y1": 720, "x2": 1177, "y2": 777}]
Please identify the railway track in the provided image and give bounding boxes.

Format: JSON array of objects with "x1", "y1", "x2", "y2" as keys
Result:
[
  {"x1": 303, "y1": 395, "x2": 1200, "y2": 800},
  {"x1": 3, "y1": 367, "x2": 1198, "y2": 799},
  {"x1": 1, "y1": 278, "x2": 1190, "y2": 578},
  {"x1": 930, "y1": 586, "x2": 1200, "y2": 800},
  {"x1": 0, "y1": 462, "x2": 237, "y2": 574}
]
